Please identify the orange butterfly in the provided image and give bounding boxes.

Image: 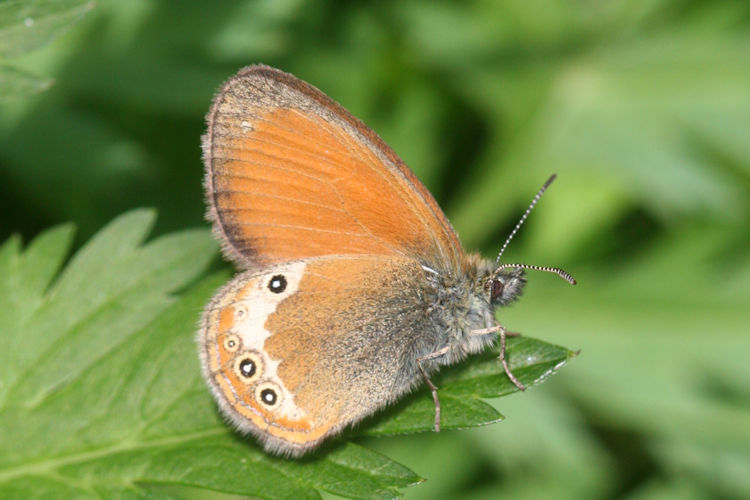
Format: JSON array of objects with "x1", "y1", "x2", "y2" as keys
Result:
[{"x1": 199, "y1": 65, "x2": 575, "y2": 456}]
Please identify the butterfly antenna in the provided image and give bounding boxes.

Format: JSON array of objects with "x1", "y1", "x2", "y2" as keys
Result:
[
  {"x1": 494, "y1": 174, "x2": 576, "y2": 285},
  {"x1": 495, "y1": 174, "x2": 557, "y2": 265},
  {"x1": 495, "y1": 262, "x2": 576, "y2": 285}
]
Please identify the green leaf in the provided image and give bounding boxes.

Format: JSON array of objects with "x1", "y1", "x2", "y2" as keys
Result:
[
  {"x1": 0, "y1": 211, "x2": 573, "y2": 498},
  {"x1": 0, "y1": 64, "x2": 53, "y2": 101},
  {"x1": 0, "y1": 0, "x2": 94, "y2": 58},
  {"x1": 363, "y1": 338, "x2": 575, "y2": 437}
]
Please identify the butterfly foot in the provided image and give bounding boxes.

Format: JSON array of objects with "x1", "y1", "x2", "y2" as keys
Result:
[
  {"x1": 498, "y1": 325, "x2": 526, "y2": 391},
  {"x1": 427, "y1": 380, "x2": 441, "y2": 433},
  {"x1": 500, "y1": 355, "x2": 526, "y2": 391},
  {"x1": 417, "y1": 346, "x2": 449, "y2": 432},
  {"x1": 420, "y1": 364, "x2": 442, "y2": 432}
]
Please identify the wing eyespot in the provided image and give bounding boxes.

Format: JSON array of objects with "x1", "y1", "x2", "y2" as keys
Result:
[
  {"x1": 222, "y1": 333, "x2": 241, "y2": 353},
  {"x1": 255, "y1": 381, "x2": 283, "y2": 408},
  {"x1": 233, "y1": 351, "x2": 263, "y2": 383},
  {"x1": 234, "y1": 303, "x2": 248, "y2": 320},
  {"x1": 268, "y1": 274, "x2": 287, "y2": 294}
]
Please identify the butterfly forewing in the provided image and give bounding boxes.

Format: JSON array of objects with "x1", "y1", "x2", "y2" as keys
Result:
[{"x1": 203, "y1": 65, "x2": 462, "y2": 271}]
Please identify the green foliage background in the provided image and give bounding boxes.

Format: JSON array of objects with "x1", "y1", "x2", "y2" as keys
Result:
[{"x1": 1, "y1": 0, "x2": 748, "y2": 498}]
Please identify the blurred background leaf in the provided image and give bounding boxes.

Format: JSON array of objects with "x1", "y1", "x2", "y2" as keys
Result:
[
  {"x1": 0, "y1": 64, "x2": 52, "y2": 101},
  {"x1": 1, "y1": 0, "x2": 748, "y2": 498},
  {"x1": 0, "y1": 0, "x2": 93, "y2": 100},
  {"x1": 0, "y1": 0, "x2": 93, "y2": 57}
]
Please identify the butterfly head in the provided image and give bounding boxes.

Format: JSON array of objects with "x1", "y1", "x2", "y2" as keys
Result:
[{"x1": 486, "y1": 267, "x2": 527, "y2": 306}]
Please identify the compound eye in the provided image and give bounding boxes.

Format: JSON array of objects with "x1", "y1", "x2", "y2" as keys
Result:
[{"x1": 490, "y1": 280, "x2": 504, "y2": 301}]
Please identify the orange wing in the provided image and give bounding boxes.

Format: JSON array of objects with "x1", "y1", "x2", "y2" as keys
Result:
[
  {"x1": 203, "y1": 65, "x2": 462, "y2": 271},
  {"x1": 199, "y1": 255, "x2": 440, "y2": 455}
]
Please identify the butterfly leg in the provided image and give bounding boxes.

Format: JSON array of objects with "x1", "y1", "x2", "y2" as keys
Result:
[
  {"x1": 417, "y1": 346, "x2": 450, "y2": 432},
  {"x1": 471, "y1": 325, "x2": 526, "y2": 391}
]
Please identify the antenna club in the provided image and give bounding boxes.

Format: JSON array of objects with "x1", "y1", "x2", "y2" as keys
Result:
[{"x1": 495, "y1": 263, "x2": 576, "y2": 285}]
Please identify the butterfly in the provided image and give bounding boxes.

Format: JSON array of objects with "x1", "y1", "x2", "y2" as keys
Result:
[{"x1": 198, "y1": 65, "x2": 575, "y2": 456}]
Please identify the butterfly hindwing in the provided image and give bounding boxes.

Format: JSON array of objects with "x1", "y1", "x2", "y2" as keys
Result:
[{"x1": 199, "y1": 254, "x2": 440, "y2": 456}]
